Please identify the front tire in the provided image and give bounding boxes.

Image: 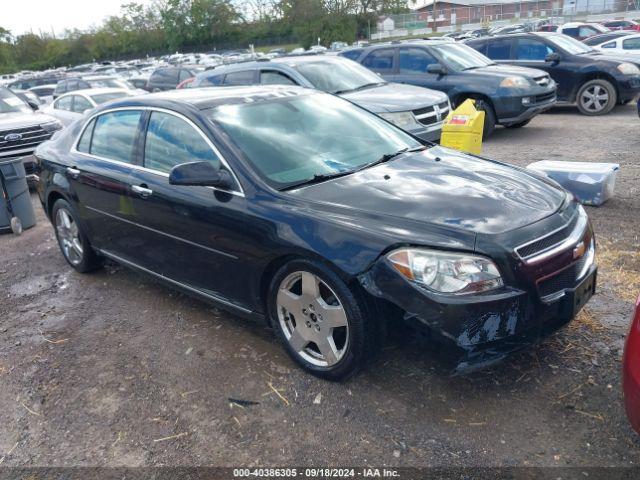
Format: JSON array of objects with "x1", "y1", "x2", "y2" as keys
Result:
[
  {"x1": 52, "y1": 199, "x2": 103, "y2": 273},
  {"x1": 576, "y1": 79, "x2": 617, "y2": 115},
  {"x1": 268, "y1": 259, "x2": 377, "y2": 380}
]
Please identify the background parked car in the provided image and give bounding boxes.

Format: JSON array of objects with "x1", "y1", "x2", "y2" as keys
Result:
[
  {"x1": 191, "y1": 55, "x2": 451, "y2": 142},
  {"x1": 586, "y1": 32, "x2": 640, "y2": 56},
  {"x1": 0, "y1": 87, "x2": 62, "y2": 181},
  {"x1": 8, "y1": 74, "x2": 65, "y2": 91},
  {"x1": 557, "y1": 22, "x2": 609, "y2": 40},
  {"x1": 342, "y1": 40, "x2": 557, "y2": 136},
  {"x1": 147, "y1": 67, "x2": 196, "y2": 91},
  {"x1": 42, "y1": 88, "x2": 134, "y2": 126},
  {"x1": 602, "y1": 20, "x2": 640, "y2": 32},
  {"x1": 28, "y1": 85, "x2": 56, "y2": 104},
  {"x1": 466, "y1": 32, "x2": 640, "y2": 115},
  {"x1": 623, "y1": 295, "x2": 640, "y2": 435},
  {"x1": 53, "y1": 76, "x2": 145, "y2": 99}
]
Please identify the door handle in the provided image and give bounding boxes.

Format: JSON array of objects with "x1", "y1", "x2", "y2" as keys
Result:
[
  {"x1": 132, "y1": 184, "x2": 153, "y2": 198},
  {"x1": 66, "y1": 167, "x2": 81, "y2": 179}
]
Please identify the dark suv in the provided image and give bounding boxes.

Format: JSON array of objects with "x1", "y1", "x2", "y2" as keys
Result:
[
  {"x1": 342, "y1": 40, "x2": 557, "y2": 135},
  {"x1": 147, "y1": 67, "x2": 196, "y2": 92},
  {"x1": 465, "y1": 32, "x2": 640, "y2": 115}
]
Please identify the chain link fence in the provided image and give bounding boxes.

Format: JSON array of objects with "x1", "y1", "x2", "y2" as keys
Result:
[{"x1": 373, "y1": 0, "x2": 640, "y2": 39}]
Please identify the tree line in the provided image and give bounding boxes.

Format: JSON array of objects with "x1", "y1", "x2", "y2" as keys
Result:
[{"x1": 0, "y1": 0, "x2": 408, "y2": 74}]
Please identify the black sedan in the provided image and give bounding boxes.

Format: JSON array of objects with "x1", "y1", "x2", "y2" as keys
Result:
[{"x1": 35, "y1": 86, "x2": 597, "y2": 379}]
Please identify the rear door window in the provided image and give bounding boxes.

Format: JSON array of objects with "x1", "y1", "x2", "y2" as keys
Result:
[
  {"x1": 90, "y1": 110, "x2": 143, "y2": 164},
  {"x1": 340, "y1": 49, "x2": 362, "y2": 61},
  {"x1": 54, "y1": 96, "x2": 73, "y2": 111},
  {"x1": 223, "y1": 70, "x2": 256, "y2": 86},
  {"x1": 486, "y1": 38, "x2": 513, "y2": 60},
  {"x1": 72, "y1": 95, "x2": 93, "y2": 113},
  {"x1": 623, "y1": 38, "x2": 640, "y2": 50},
  {"x1": 260, "y1": 70, "x2": 297, "y2": 85},
  {"x1": 361, "y1": 48, "x2": 395, "y2": 72},
  {"x1": 398, "y1": 47, "x2": 438, "y2": 73}
]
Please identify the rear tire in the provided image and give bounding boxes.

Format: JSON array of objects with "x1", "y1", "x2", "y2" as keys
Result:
[
  {"x1": 576, "y1": 79, "x2": 617, "y2": 115},
  {"x1": 52, "y1": 199, "x2": 103, "y2": 273},
  {"x1": 267, "y1": 259, "x2": 380, "y2": 380}
]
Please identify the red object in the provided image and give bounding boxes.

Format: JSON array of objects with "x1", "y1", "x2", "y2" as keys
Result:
[
  {"x1": 538, "y1": 25, "x2": 558, "y2": 32},
  {"x1": 623, "y1": 294, "x2": 640, "y2": 435},
  {"x1": 176, "y1": 77, "x2": 195, "y2": 89}
]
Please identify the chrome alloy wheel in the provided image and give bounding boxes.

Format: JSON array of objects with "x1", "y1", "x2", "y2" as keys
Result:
[
  {"x1": 55, "y1": 208, "x2": 83, "y2": 266},
  {"x1": 276, "y1": 271, "x2": 349, "y2": 367},
  {"x1": 580, "y1": 84, "x2": 609, "y2": 113}
]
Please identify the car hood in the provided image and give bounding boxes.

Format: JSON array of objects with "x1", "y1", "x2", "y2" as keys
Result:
[
  {"x1": 340, "y1": 83, "x2": 448, "y2": 113},
  {"x1": 586, "y1": 51, "x2": 640, "y2": 66},
  {"x1": 289, "y1": 146, "x2": 565, "y2": 235},
  {"x1": 468, "y1": 64, "x2": 548, "y2": 79},
  {"x1": 0, "y1": 111, "x2": 57, "y2": 130}
]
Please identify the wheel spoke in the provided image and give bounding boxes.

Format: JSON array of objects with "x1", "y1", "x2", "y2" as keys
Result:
[
  {"x1": 71, "y1": 239, "x2": 84, "y2": 257},
  {"x1": 319, "y1": 302, "x2": 348, "y2": 329},
  {"x1": 60, "y1": 210, "x2": 72, "y2": 229},
  {"x1": 316, "y1": 335, "x2": 339, "y2": 365},
  {"x1": 301, "y1": 272, "x2": 320, "y2": 298},
  {"x1": 277, "y1": 289, "x2": 301, "y2": 316},
  {"x1": 288, "y1": 328, "x2": 308, "y2": 353}
]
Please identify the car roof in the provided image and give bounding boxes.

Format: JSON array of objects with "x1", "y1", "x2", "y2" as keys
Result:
[
  {"x1": 105, "y1": 85, "x2": 313, "y2": 111},
  {"x1": 60, "y1": 87, "x2": 131, "y2": 97}
]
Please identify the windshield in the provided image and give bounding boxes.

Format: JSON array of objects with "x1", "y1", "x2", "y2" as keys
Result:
[
  {"x1": 432, "y1": 43, "x2": 494, "y2": 70},
  {"x1": 90, "y1": 92, "x2": 131, "y2": 104},
  {"x1": 0, "y1": 88, "x2": 31, "y2": 114},
  {"x1": 292, "y1": 60, "x2": 384, "y2": 94},
  {"x1": 207, "y1": 92, "x2": 421, "y2": 190},
  {"x1": 548, "y1": 34, "x2": 594, "y2": 54}
]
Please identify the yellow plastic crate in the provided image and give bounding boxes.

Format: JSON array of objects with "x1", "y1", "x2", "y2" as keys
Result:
[{"x1": 440, "y1": 99, "x2": 485, "y2": 155}]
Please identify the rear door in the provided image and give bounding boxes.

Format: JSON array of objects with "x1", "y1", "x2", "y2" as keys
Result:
[
  {"x1": 68, "y1": 109, "x2": 144, "y2": 258},
  {"x1": 126, "y1": 110, "x2": 252, "y2": 309}
]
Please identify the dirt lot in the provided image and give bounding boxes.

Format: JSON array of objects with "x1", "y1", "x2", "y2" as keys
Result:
[{"x1": 1, "y1": 104, "x2": 639, "y2": 468}]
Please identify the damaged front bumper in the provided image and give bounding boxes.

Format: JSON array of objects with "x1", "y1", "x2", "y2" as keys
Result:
[{"x1": 359, "y1": 257, "x2": 597, "y2": 374}]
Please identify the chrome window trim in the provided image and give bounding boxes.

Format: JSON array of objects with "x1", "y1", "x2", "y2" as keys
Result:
[
  {"x1": 516, "y1": 207, "x2": 589, "y2": 265},
  {"x1": 70, "y1": 105, "x2": 245, "y2": 197},
  {"x1": 97, "y1": 248, "x2": 252, "y2": 314}
]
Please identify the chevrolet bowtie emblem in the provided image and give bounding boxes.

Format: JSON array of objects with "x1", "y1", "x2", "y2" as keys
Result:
[{"x1": 573, "y1": 241, "x2": 586, "y2": 260}]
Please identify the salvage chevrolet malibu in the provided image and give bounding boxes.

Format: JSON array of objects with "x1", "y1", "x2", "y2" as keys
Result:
[{"x1": 35, "y1": 86, "x2": 597, "y2": 379}]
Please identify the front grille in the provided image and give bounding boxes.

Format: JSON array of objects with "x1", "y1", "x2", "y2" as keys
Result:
[
  {"x1": 413, "y1": 101, "x2": 450, "y2": 126},
  {"x1": 534, "y1": 91, "x2": 556, "y2": 104},
  {"x1": 0, "y1": 125, "x2": 52, "y2": 156},
  {"x1": 516, "y1": 215, "x2": 579, "y2": 259},
  {"x1": 537, "y1": 254, "x2": 589, "y2": 298}
]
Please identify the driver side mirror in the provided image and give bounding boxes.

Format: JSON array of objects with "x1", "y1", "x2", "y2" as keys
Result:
[
  {"x1": 427, "y1": 63, "x2": 447, "y2": 75},
  {"x1": 169, "y1": 161, "x2": 234, "y2": 190},
  {"x1": 545, "y1": 52, "x2": 561, "y2": 64}
]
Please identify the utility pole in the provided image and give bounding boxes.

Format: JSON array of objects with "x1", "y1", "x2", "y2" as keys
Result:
[{"x1": 433, "y1": 0, "x2": 438, "y2": 32}]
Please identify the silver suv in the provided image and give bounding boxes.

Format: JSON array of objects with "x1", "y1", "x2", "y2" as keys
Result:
[
  {"x1": 0, "y1": 87, "x2": 62, "y2": 182},
  {"x1": 190, "y1": 55, "x2": 451, "y2": 142}
]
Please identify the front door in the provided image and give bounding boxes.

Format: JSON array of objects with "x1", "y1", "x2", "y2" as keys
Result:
[
  {"x1": 393, "y1": 46, "x2": 454, "y2": 95},
  {"x1": 126, "y1": 110, "x2": 252, "y2": 310}
]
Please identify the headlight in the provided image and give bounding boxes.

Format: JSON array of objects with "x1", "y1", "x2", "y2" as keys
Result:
[
  {"x1": 499, "y1": 76, "x2": 530, "y2": 88},
  {"x1": 40, "y1": 120, "x2": 63, "y2": 132},
  {"x1": 378, "y1": 111, "x2": 421, "y2": 129},
  {"x1": 387, "y1": 248, "x2": 503, "y2": 294},
  {"x1": 617, "y1": 62, "x2": 640, "y2": 75}
]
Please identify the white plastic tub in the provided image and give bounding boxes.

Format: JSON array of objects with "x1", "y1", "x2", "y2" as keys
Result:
[{"x1": 527, "y1": 161, "x2": 619, "y2": 206}]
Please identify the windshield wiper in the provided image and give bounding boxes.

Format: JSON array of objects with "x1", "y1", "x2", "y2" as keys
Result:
[
  {"x1": 356, "y1": 145, "x2": 427, "y2": 172},
  {"x1": 280, "y1": 170, "x2": 355, "y2": 191},
  {"x1": 334, "y1": 82, "x2": 386, "y2": 95}
]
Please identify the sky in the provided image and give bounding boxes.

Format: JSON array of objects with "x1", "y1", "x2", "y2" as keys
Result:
[{"x1": 2, "y1": 0, "x2": 154, "y2": 36}]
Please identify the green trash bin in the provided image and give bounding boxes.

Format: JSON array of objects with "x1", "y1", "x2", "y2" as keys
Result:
[{"x1": 0, "y1": 158, "x2": 37, "y2": 235}]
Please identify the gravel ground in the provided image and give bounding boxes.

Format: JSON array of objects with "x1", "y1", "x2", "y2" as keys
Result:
[{"x1": 0, "y1": 103, "x2": 639, "y2": 468}]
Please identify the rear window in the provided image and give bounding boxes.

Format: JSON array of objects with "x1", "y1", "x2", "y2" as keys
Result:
[
  {"x1": 223, "y1": 71, "x2": 255, "y2": 86},
  {"x1": 340, "y1": 49, "x2": 362, "y2": 61},
  {"x1": 486, "y1": 39, "x2": 512, "y2": 60},
  {"x1": 362, "y1": 49, "x2": 395, "y2": 71}
]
